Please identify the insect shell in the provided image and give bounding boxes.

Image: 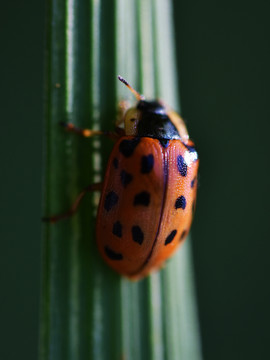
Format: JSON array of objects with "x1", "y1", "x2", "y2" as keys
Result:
[{"x1": 97, "y1": 77, "x2": 199, "y2": 280}]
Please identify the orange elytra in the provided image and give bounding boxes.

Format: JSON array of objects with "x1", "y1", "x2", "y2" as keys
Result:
[{"x1": 44, "y1": 76, "x2": 199, "y2": 280}]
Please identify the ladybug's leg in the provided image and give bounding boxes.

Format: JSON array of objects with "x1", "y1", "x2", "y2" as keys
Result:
[
  {"x1": 43, "y1": 182, "x2": 103, "y2": 223},
  {"x1": 60, "y1": 122, "x2": 119, "y2": 140}
]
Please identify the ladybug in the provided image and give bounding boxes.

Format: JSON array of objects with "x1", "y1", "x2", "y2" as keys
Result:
[{"x1": 44, "y1": 76, "x2": 199, "y2": 280}]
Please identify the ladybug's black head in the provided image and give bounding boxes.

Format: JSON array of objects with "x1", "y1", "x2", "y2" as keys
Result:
[
  {"x1": 134, "y1": 100, "x2": 180, "y2": 140},
  {"x1": 118, "y1": 75, "x2": 189, "y2": 141},
  {"x1": 136, "y1": 100, "x2": 165, "y2": 114}
]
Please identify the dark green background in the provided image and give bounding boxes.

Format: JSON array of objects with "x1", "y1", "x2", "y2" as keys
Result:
[{"x1": 1, "y1": 1, "x2": 269, "y2": 359}]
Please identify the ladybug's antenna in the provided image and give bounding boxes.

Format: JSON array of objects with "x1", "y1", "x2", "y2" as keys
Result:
[{"x1": 118, "y1": 75, "x2": 145, "y2": 101}]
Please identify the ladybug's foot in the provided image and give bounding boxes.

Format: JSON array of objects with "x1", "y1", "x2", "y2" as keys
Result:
[
  {"x1": 60, "y1": 122, "x2": 119, "y2": 140},
  {"x1": 42, "y1": 182, "x2": 103, "y2": 223}
]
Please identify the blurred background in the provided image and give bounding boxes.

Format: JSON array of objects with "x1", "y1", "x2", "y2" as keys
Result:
[{"x1": 0, "y1": 1, "x2": 269, "y2": 359}]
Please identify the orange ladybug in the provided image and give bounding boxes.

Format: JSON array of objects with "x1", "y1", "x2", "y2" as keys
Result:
[{"x1": 44, "y1": 76, "x2": 199, "y2": 280}]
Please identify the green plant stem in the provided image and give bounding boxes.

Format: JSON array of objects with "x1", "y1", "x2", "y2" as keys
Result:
[{"x1": 40, "y1": 1, "x2": 202, "y2": 359}]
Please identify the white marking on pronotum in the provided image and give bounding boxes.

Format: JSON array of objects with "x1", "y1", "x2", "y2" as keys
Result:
[{"x1": 184, "y1": 150, "x2": 198, "y2": 167}]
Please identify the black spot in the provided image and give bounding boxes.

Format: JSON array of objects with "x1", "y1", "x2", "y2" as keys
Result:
[
  {"x1": 177, "y1": 155, "x2": 187, "y2": 177},
  {"x1": 132, "y1": 225, "x2": 144, "y2": 245},
  {"x1": 191, "y1": 177, "x2": 196, "y2": 188},
  {"x1": 133, "y1": 191, "x2": 150, "y2": 206},
  {"x1": 141, "y1": 154, "x2": 154, "y2": 174},
  {"x1": 180, "y1": 230, "x2": 187, "y2": 241},
  {"x1": 119, "y1": 138, "x2": 140, "y2": 157},
  {"x1": 112, "y1": 221, "x2": 122, "y2": 238},
  {"x1": 165, "y1": 230, "x2": 177, "y2": 245},
  {"x1": 175, "y1": 195, "x2": 186, "y2": 210},
  {"x1": 159, "y1": 139, "x2": 170, "y2": 148},
  {"x1": 104, "y1": 191, "x2": 119, "y2": 211},
  {"x1": 120, "y1": 170, "x2": 133, "y2": 187},
  {"x1": 113, "y1": 157, "x2": 118, "y2": 169},
  {"x1": 104, "y1": 246, "x2": 123, "y2": 260}
]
